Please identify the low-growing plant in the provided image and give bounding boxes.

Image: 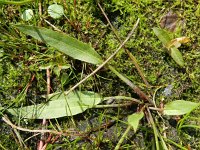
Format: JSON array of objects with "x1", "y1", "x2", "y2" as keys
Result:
[{"x1": 0, "y1": 1, "x2": 200, "y2": 149}]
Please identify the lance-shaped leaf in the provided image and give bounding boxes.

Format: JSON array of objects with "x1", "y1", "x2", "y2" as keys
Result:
[
  {"x1": 7, "y1": 91, "x2": 102, "y2": 119},
  {"x1": 164, "y1": 100, "x2": 200, "y2": 115},
  {"x1": 14, "y1": 25, "x2": 103, "y2": 64},
  {"x1": 153, "y1": 27, "x2": 184, "y2": 67},
  {"x1": 169, "y1": 47, "x2": 184, "y2": 67},
  {"x1": 153, "y1": 27, "x2": 171, "y2": 46},
  {"x1": 128, "y1": 112, "x2": 144, "y2": 132}
]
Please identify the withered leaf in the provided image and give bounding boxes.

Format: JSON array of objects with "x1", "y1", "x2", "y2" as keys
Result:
[
  {"x1": 160, "y1": 11, "x2": 178, "y2": 32},
  {"x1": 166, "y1": 37, "x2": 190, "y2": 49}
]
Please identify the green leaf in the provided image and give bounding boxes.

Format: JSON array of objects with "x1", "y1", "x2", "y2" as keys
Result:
[
  {"x1": 170, "y1": 47, "x2": 184, "y2": 67},
  {"x1": 21, "y1": 9, "x2": 34, "y2": 21},
  {"x1": 61, "y1": 73, "x2": 69, "y2": 85},
  {"x1": 128, "y1": 112, "x2": 144, "y2": 132},
  {"x1": 7, "y1": 91, "x2": 102, "y2": 119},
  {"x1": 153, "y1": 27, "x2": 184, "y2": 67},
  {"x1": 14, "y1": 25, "x2": 103, "y2": 64},
  {"x1": 153, "y1": 27, "x2": 171, "y2": 46},
  {"x1": 48, "y1": 4, "x2": 64, "y2": 19},
  {"x1": 164, "y1": 100, "x2": 200, "y2": 115}
]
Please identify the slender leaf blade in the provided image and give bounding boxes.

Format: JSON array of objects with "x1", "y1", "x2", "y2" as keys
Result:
[
  {"x1": 14, "y1": 25, "x2": 103, "y2": 64},
  {"x1": 164, "y1": 100, "x2": 200, "y2": 115},
  {"x1": 7, "y1": 91, "x2": 102, "y2": 119},
  {"x1": 128, "y1": 112, "x2": 144, "y2": 132}
]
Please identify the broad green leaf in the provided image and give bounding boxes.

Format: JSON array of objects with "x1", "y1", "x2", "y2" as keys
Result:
[
  {"x1": 7, "y1": 91, "x2": 102, "y2": 119},
  {"x1": 21, "y1": 9, "x2": 34, "y2": 21},
  {"x1": 14, "y1": 25, "x2": 103, "y2": 64},
  {"x1": 128, "y1": 112, "x2": 144, "y2": 132},
  {"x1": 170, "y1": 47, "x2": 184, "y2": 67},
  {"x1": 164, "y1": 100, "x2": 200, "y2": 115},
  {"x1": 153, "y1": 27, "x2": 184, "y2": 67},
  {"x1": 48, "y1": 4, "x2": 64, "y2": 19}
]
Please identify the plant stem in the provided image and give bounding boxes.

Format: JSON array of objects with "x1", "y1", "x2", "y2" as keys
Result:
[
  {"x1": 65, "y1": 19, "x2": 140, "y2": 96},
  {"x1": 146, "y1": 107, "x2": 168, "y2": 150},
  {"x1": 179, "y1": 125, "x2": 200, "y2": 129},
  {"x1": 98, "y1": 2, "x2": 150, "y2": 88},
  {"x1": 0, "y1": 143, "x2": 6, "y2": 150},
  {"x1": 146, "y1": 107, "x2": 160, "y2": 150},
  {"x1": 103, "y1": 96, "x2": 142, "y2": 103},
  {"x1": 148, "y1": 107, "x2": 163, "y2": 111},
  {"x1": 164, "y1": 138, "x2": 188, "y2": 150},
  {"x1": 2, "y1": 116, "x2": 85, "y2": 137},
  {"x1": 108, "y1": 65, "x2": 152, "y2": 103},
  {"x1": 114, "y1": 125, "x2": 132, "y2": 150},
  {"x1": 0, "y1": 0, "x2": 33, "y2": 5},
  {"x1": 92, "y1": 102, "x2": 135, "y2": 108}
]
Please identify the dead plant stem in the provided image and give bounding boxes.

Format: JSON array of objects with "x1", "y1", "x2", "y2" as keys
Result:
[
  {"x1": 98, "y1": 3, "x2": 150, "y2": 88},
  {"x1": 2, "y1": 116, "x2": 84, "y2": 137},
  {"x1": 65, "y1": 18, "x2": 140, "y2": 95}
]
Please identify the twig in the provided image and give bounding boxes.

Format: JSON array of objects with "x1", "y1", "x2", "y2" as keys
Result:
[
  {"x1": 108, "y1": 65, "x2": 150, "y2": 102},
  {"x1": 93, "y1": 101, "x2": 137, "y2": 108},
  {"x1": 85, "y1": 119, "x2": 117, "y2": 135},
  {"x1": 44, "y1": 19, "x2": 62, "y2": 32},
  {"x1": 12, "y1": 128, "x2": 27, "y2": 149},
  {"x1": 98, "y1": 3, "x2": 150, "y2": 88},
  {"x1": 65, "y1": 18, "x2": 140, "y2": 96},
  {"x1": 25, "y1": 74, "x2": 35, "y2": 93},
  {"x1": 38, "y1": 68, "x2": 51, "y2": 150},
  {"x1": 148, "y1": 107, "x2": 163, "y2": 111},
  {"x1": 2, "y1": 116, "x2": 84, "y2": 137},
  {"x1": 103, "y1": 96, "x2": 142, "y2": 104},
  {"x1": 46, "y1": 69, "x2": 51, "y2": 95}
]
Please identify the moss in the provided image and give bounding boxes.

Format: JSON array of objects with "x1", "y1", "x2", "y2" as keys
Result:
[{"x1": 0, "y1": 0, "x2": 200, "y2": 149}]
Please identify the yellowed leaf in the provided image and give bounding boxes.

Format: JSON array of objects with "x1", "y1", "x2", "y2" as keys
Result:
[{"x1": 166, "y1": 37, "x2": 190, "y2": 49}]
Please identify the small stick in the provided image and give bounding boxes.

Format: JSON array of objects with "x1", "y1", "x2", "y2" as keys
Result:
[
  {"x1": 38, "y1": 68, "x2": 50, "y2": 150},
  {"x1": 93, "y1": 101, "x2": 137, "y2": 108},
  {"x1": 46, "y1": 69, "x2": 51, "y2": 95},
  {"x1": 65, "y1": 19, "x2": 140, "y2": 96},
  {"x1": 2, "y1": 116, "x2": 84, "y2": 137},
  {"x1": 98, "y1": 3, "x2": 150, "y2": 88},
  {"x1": 44, "y1": 19, "x2": 61, "y2": 32}
]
